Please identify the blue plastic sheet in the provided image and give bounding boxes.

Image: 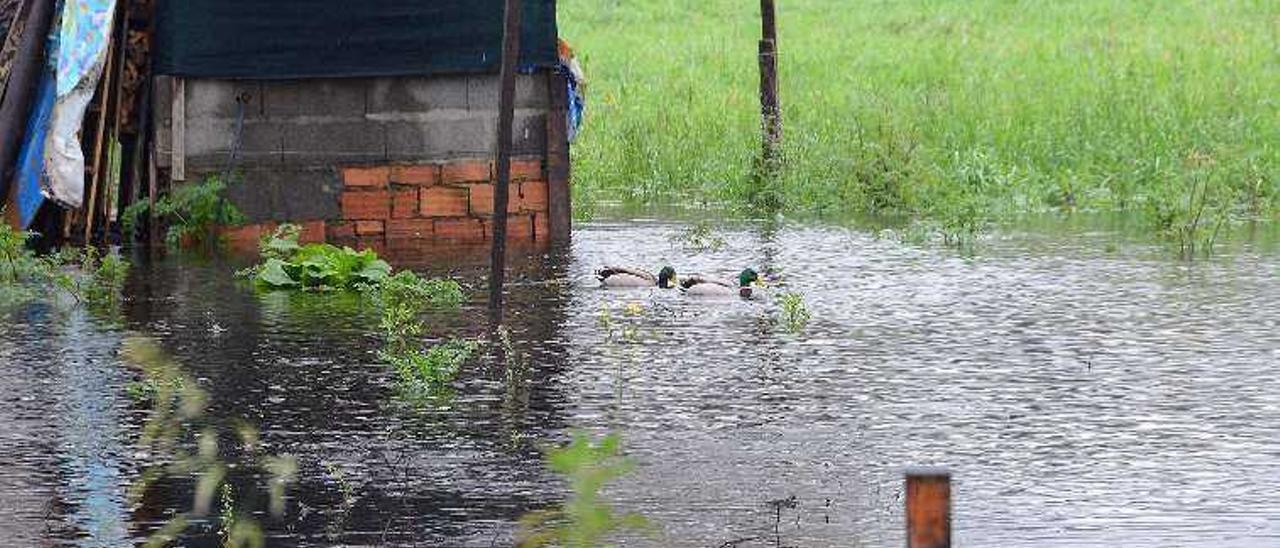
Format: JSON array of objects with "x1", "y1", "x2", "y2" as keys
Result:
[{"x1": 13, "y1": 72, "x2": 55, "y2": 228}]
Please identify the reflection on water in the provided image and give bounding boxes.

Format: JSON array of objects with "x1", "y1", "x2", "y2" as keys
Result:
[{"x1": 1, "y1": 216, "x2": 1278, "y2": 547}]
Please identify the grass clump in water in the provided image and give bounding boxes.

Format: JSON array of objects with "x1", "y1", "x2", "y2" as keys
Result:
[
  {"x1": 383, "y1": 339, "x2": 480, "y2": 398},
  {"x1": 0, "y1": 222, "x2": 129, "y2": 310},
  {"x1": 777, "y1": 291, "x2": 811, "y2": 333},
  {"x1": 374, "y1": 270, "x2": 472, "y2": 401},
  {"x1": 668, "y1": 219, "x2": 726, "y2": 252}
]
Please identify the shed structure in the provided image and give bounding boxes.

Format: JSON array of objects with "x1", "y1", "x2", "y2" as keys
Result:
[{"x1": 151, "y1": 0, "x2": 571, "y2": 253}]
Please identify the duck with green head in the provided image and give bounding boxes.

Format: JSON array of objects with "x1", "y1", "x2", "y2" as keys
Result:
[
  {"x1": 596, "y1": 265, "x2": 678, "y2": 288},
  {"x1": 679, "y1": 268, "x2": 762, "y2": 298}
]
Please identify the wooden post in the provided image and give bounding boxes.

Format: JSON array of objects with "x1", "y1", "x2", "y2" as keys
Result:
[
  {"x1": 83, "y1": 18, "x2": 119, "y2": 245},
  {"x1": 147, "y1": 149, "x2": 157, "y2": 244},
  {"x1": 171, "y1": 78, "x2": 184, "y2": 182},
  {"x1": 905, "y1": 469, "x2": 951, "y2": 548},
  {"x1": 489, "y1": 0, "x2": 523, "y2": 321},
  {"x1": 758, "y1": 0, "x2": 782, "y2": 167},
  {"x1": 544, "y1": 71, "x2": 572, "y2": 244}
]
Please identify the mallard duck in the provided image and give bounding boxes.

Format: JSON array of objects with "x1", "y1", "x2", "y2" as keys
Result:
[
  {"x1": 596, "y1": 266, "x2": 678, "y2": 288},
  {"x1": 679, "y1": 268, "x2": 762, "y2": 298}
]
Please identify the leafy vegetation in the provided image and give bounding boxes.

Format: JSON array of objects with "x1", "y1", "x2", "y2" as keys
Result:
[
  {"x1": 240, "y1": 224, "x2": 392, "y2": 291},
  {"x1": 560, "y1": 0, "x2": 1278, "y2": 249},
  {"x1": 0, "y1": 223, "x2": 129, "y2": 310},
  {"x1": 122, "y1": 175, "x2": 246, "y2": 248},
  {"x1": 252, "y1": 244, "x2": 391, "y2": 291},
  {"x1": 518, "y1": 432, "x2": 651, "y2": 547},
  {"x1": 375, "y1": 270, "x2": 473, "y2": 401},
  {"x1": 240, "y1": 223, "x2": 474, "y2": 399},
  {"x1": 384, "y1": 339, "x2": 481, "y2": 397}
]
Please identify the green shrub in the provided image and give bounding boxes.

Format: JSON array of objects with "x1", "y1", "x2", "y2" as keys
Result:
[{"x1": 121, "y1": 175, "x2": 246, "y2": 248}]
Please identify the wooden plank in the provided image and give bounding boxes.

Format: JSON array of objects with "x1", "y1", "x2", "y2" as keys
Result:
[
  {"x1": 906, "y1": 469, "x2": 951, "y2": 548},
  {"x1": 171, "y1": 77, "x2": 184, "y2": 181},
  {"x1": 545, "y1": 70, "x2": 571, "y2": 244},
  {"x1": 147, "y1": 148, "x2": 157, "y2": 244}
]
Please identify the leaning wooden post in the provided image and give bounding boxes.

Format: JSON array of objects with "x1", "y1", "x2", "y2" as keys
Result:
[
  {"x1": 758, "y1": 0, "x2": 782, "y2": 169},
  {"x1": 489, "y1": 0, "x2": 523, "y2": 321},
  {"x1": 905, "y1": 469, "x2": 951, "y2": 548}
]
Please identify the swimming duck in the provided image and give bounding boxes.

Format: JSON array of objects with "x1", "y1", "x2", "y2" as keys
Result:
[
  {"x1": 679, "y1": 268, "x2": 762, "y2": 298},
  {"x1": 596, "y1": 266, "x2": 678, "y2": 288}
]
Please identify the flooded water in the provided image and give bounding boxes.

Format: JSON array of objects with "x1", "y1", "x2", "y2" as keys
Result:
[{"x1": 2, "y1": 216, "x2": 1279, "y2": 547}]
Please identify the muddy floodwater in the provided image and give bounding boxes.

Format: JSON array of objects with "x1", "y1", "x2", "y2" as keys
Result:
[{"x1": 2, "y1": 216, "x2": 1278, "y2": 547}]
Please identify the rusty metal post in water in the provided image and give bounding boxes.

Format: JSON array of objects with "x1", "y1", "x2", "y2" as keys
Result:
[
  {"x1": 758, "y1": 0, "x2": 782, "y2": 168},
  {"x1": 905, "y1": 469, "x2": 951, "y2": 548},
  {"x1": 489, "y1": 0, "x2": 523, "y2": 322}
]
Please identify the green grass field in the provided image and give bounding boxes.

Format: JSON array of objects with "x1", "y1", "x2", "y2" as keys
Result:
[{"x1": 558, "y1": 0, "x2": 1278, "y2": 241}]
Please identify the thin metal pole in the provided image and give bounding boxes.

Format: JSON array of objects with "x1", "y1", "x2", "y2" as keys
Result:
[
  {"x1": 905, "y1": 469, "x2": 951, "y2": 548},
  {"x1": 489, "y1": 0, "x2": 522, "y2": 321}
]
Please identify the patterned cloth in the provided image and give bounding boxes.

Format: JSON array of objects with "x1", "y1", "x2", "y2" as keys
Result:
[
  {"x1": 557, "y1": 39, "x2": 586, "y2": 143},
  {"x1": 55, "y1": 0, "x2": 115, "y2": 96},
  {"x1": 40, "y1": 0, "x2": 117, "y2": 209}
]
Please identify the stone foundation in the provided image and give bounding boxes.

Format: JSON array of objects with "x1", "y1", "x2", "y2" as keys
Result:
[{"x1": 155, "y1": 71, "x2": 570, "y2": 254}]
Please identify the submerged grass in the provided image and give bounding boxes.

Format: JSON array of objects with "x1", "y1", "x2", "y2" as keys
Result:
[
  {"x1": 0, "y1": 223, "x2": 130, "y2": 311},
  {"x1": 560, "y1": 0, "x2": 1278, "y2": 241}
]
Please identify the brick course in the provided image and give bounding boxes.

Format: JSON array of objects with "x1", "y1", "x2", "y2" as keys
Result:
[
  {"x1": 441, "y1": 160, "x2": 491, "y2": 184},
  {"x1": 391, "y1": 188, "x2": 419, "y2": 219},
  {"x1": 343, "y1": 166, "x2": 390, "y2": 188},
  {"x1": 420, "y1": 186, "x2": 470, "y2": 217},
  {"x1": 341, "y1": 190, "x2": 391, "y2": 220},
  {"x1": 391, "y1": 164, "x2": 439, "y2": 186}
]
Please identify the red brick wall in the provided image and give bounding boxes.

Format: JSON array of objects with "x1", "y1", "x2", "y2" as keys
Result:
[{"x1": 222, "y1": 157, "x2": 551, "y2": 255}]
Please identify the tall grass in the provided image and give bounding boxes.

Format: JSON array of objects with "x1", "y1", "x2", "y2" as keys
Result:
[{"x1": 559, "y1": 0, "x2": 1278, "y2": 230}]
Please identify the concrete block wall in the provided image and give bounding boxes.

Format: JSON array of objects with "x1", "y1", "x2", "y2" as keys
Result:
[{"x1": 154, "y1": 72, "x2": 565, "y2": 252}]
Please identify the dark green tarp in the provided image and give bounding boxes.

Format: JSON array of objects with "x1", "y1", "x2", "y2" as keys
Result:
[{"x1": 154, "y1": 1, "x2": 558, "y2": 79}]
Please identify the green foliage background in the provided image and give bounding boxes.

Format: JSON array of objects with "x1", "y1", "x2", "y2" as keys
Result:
[{"x1": 560, "y1": 0, "x2": 1278, "y2": 227}]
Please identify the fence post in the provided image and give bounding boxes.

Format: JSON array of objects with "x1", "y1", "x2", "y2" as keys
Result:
[
  {"x1": 758, "y1": 0, "x2": 782, "y2": 167},
  {"x1": 905, "y1": 468, "x2": 951, "y2": 548},
  {"x1": 489, "y1": 0, "x2": 523, "y2": 322}
]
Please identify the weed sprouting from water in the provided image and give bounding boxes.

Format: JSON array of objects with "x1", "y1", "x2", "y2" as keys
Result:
[
  {"x1": 373, "y1": 269, "x2": 472, "y2": 402},
  {"x1": 321, "y1": 461, "x2": 358, "y2": 539},
  {"x1": 385, "y1": 339, "x2": 480, "y2": 398},
  {"x1": 669, "y1": 219, "x2": 726, "y2": 253},
  {"x1": 0, "y1": 223, "x2": 130, "y2": 311},
  {"x1": 777, "y1": 291, "x2": 811, "y2": 333},
  {"x1": 1145, "y1": 160, "x2": 1238, "y2": 260},
  {"x1": 517, "y1": 432, "x2": 652, "y2": 547},
  {"x1": 597, "y1": 301, "x2": 647, "y2": 344}
]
